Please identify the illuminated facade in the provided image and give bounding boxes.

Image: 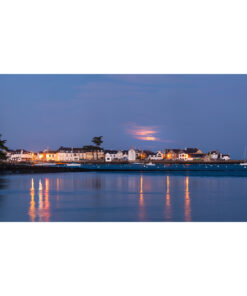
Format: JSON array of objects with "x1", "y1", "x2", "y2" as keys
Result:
[
  {"x1": 164, "y1": 148, "x2": 210, "y2": 161},
  {"x1": 45, "y1": 151, "x2": 57, "y2": 161},
  {"x1": 178, "y1": 152, "x2": 189, "y2": 160},
  {"x1": 56, "y1": 147, "x2": 104, "y2": 162},
  {"x1": 149, "y1": 150, "x2": 164, "y2": 160},
  {"x1": 6, "y1": 145, "x2": 230, "y2": 163},
  {"x1": 164, "y1": 149, "x2": 182, "y2": 160},
  {"x1": 37, "y1": 150, "x2": 57, "y2": 162},
  {"x1": 56, "y1": 147, "x2": 85, "y2": 162},
  {"x1": 7, "y1": 149, "x2": 34, "y2": 162}
]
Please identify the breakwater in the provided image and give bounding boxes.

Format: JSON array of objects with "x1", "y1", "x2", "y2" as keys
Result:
[
  {"x1": 1, "y1": 162, "x2": 247, "y2": 175},
  {"x1": 0, "y1": 164, "x2": 82, "y2": 174}
]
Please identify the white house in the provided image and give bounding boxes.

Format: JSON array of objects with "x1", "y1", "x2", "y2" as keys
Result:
[
  {"x1": 209, "y1": 151, "x2": 219, "y2": 160},
  {"x1": 105, "y1": 153, "x2": 113, "y2": 162},
  {"x1": 220, "y1": 154, "x2": 230, "y2": 161},
  {"x1": 149, "y1": 151, "x2": 164, "y2": 160},
  {"x1": 104, "y1": 150, "x2": 118, "y2": 162},
  {"x1": 105, "y1": 150, "x2": 128, "y2": 162},
  {"x1": 5, "y1": 150, "x2": 13, "y2": 160},
  {"x1": 121, "y1": 151, "x2": 128, "y2": 161},
  {"x1": 8, "y1": 149, "x2": 33, "y2": 162},
  {"x1": 115, "y1": 151, "x2": 124, "y2": 160},
  {"x1": 116, "y1": 150, "x2": 129, "y2": 161},
  {"x1": 178, "y1": 151, "x2": 189, "y2": 161},
  {"x1": 56, "y1": 147, "x2": 86, "y2": 162},
  {"x1": 128, "y1": 148, "x2": 136, "y2": 162}
]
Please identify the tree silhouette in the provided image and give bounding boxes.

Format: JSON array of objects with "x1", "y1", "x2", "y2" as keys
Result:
[
  {"x1": 92, "y1": 136, "x2": 103, "y2": 148},
  {"x1": 0, "y1": 134, "x2": 8, "y2": 160},
  {"x1": 91, "y1": 136, "x2": 103, "y2": 161}
]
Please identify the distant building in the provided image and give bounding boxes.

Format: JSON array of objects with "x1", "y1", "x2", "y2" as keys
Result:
[
  {"x1": 56, "y1": 146, "x2": 104, "y2": 162},
  {"x1": 149, "y1": 150, "x2": 164, "y2": 161},
  {"x1": 105, "y1": 153, "x2": 112, "y2": 162},
  {"x1": 119, "y1": 150, "x2": 129, "y2": 160},
  {"x1": 5, "y1": 150, "x2": 15, "y2": 160},
  {"x1": 37, "y1": 151, "x2": 44, "y2": 161},
  {"x1": 164, "y1": 148, "x2": 206, "y2": 161},
  {"x1": 8, "y1": 149, "x2": 34, "y2": 162},
  {"x1": 104, "y1": 150, "x2": 118, "y2": 162},
  {"x1": 209, "y1": 150, "x2": 219, "y2": 160},
  {"x1": 56, "y1": 147, "x2": 83, "y2": 162},
  {"x1": 6, "y1": 144, "x2": 231, "y2": 164},
  {"x1": 178, "y1": 151, "x2": 189, "y2": 161},
  {"x1": 84, "y1": 150, "x2": 104, "y2": 160},
  {"x1": 115, "y1": 151, "x2": 123, "y2": 160},
  {"x1": 136, "y1": 150, "x2": 152, "y2": 160},
  {"x1": 188, "y1": 153, "x2": 206, "y2": 161},
  {"x1": 104, "y1": 150, "x2": 128, "y2": 162},
  {"x1": 220, "y1": 154, "x2": 230, "y2": 161},
  {"x1": 202, "y1": 154, "x2": 210, "y2": 161},
  {"x1": 45, "y1": 150, "x2": 57, "y2": 162},
  {"x1": 164, "y1": 149, "x2": 183, "y2": 160},
  {"x1": 37, "y1": 150, "x2": 57, "y2": 162},
  {"x1": 184, "y1": 148, "x2": 205, "y2": 160},
  {"x1": 128, "y1": 148, "x2": 136, "y2": 162},
  {"x1": 156, "y1": 151, "x2": 164, "y2": 160},
  {"x1": 121, "y1": 151, "x2": 128, "y2": 161},
  {"x1": 184, "y1": 147, "x2": 203, "y2": 155},
  {"x1": 82, "y1": 146, "x2": 104, "y2": 160}
]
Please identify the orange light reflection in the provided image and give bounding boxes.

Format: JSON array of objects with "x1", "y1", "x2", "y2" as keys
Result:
[
  {"x1": 38, "y1": 182, "x2": 44, "y2": 220},
  {"x1": 43, "y1": 178, "x2": 50, "y2": 222},
  {"x1": 165, "y1": 176, "x2": 172, "y2": 220},
  {"x1": 37, "y1": 179, "x2": 51, "y2": 222},
  {"x1": 139, "y1": 175, "x2": 145, "y2": 220},
  {"x1": 29, "y1": 178, "x2": 36, "y2": 222},
  {"x1": 185, "y1": 176, "x2": 191, "y2": 222},
  {"x1": 56, "y1": 178, "x2": 59, "y2": 191}
]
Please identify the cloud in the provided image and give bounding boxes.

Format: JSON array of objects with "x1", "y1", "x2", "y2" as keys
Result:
[
  {"x1": 136, "y1": 136, "x2": 157, "y2": 141},
  {"x1": 125, "y1": 123, "x2": 173, "y2": 143}
]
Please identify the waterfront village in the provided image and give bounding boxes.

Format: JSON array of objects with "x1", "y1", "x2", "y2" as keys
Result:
[{"x1": 5, "y1": 146, "x2": 231, "y2": 163}]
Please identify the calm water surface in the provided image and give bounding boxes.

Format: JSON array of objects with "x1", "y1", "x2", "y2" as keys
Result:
[{"x1": 1, "y1": 172, "x2": 247, "y2": 222}]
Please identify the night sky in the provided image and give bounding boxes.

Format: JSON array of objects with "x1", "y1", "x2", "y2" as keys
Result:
[{"x1": 0, "y1": 75, "x2": 247, "y2": 158}]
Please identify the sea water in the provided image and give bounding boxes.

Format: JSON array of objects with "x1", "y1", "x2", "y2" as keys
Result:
[{"x1": 0, "y1": 172, "x2": 247, "y2": 222}]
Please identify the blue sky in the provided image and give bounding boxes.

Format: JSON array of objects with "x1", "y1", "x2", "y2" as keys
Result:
[{"x1": 0, "y1": 74, "x2": 247, "y2": 158}]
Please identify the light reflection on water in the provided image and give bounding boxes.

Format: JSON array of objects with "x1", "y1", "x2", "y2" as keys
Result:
[
  {"x1": 165, "y1": 176, "x2": 172, "y2": 221},
  {"x1": 184, "y1": 176, "x2": 191, "y2": 222},
  {"x1": 0, "y1": 172, "x2": 246, "y2": 222},
  {"x1": 139, "y1": 175, "x2": 190, "y2": 221},
  {"x1": 44, "y1": 179, "x2": 50, "y2": 222},
  {"x1": 38, "y1": 184, "x2": 43, "y2": 221},
  {"x1": 56, "y1": 178, "x2": 59, "y2": 192},
  {"x1": 29, "y1": 178, "x2": 51, "y2": 222},
  {"x1": 28, "y1": 178, "x2": 36, "y2": 222},
  {"x1": 28, "y1": 174, "x2": 191, "y2": 222},
  {"x1": 139, "y1": 175, "x2": 145, "y2": 221}
]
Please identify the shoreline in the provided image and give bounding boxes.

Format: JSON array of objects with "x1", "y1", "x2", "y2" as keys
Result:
[{"x1": 0, "y1": 161, "x2": 246, "y2": 175}]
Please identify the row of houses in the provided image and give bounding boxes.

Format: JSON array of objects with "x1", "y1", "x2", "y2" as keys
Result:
[
  {"x1": 106, "y1": 148, "x2": 230, "y2": 162},
  {"x1": 6, "y1": 147, "x2": 231, "y2": 163},
  {"x1": 163, "y1": 148, "x2": 230, "y2": 161},
  {"x1": 6, "y1": 146, "x2": 105, "y2": 163},
  {"x1": 40, "y1": 147, "x2": 105, "y2": 162}
]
